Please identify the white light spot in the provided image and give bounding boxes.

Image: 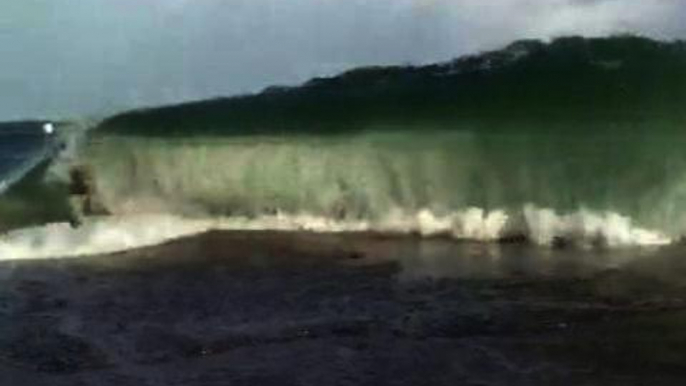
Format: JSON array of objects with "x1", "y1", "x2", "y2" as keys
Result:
[{"x1": 43, "y1": 123, "x2": 55, "y2": 135}]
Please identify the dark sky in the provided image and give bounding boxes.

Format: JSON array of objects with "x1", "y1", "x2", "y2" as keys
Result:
[{"x1": 1, "y1": 0, "x2": 685, "y2": 120}]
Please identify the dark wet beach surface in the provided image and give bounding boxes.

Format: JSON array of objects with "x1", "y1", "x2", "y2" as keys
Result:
[{"x1": 1, "y1": 231, "x2": 686, "y2": 385}]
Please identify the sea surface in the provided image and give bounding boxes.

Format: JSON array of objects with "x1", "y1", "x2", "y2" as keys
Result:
[{"x1": 0, "y1": 122, "x2": 55, "y2": 192}]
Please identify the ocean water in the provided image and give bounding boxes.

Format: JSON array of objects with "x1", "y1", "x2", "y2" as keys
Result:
[
  {"x1": 0, "y1": 122, "x2": 71, "y2": 235},
  {"x1": 1, "y1": 120, "x2": 685, "y2": 260},
  {"x1": 0, "y1": 122, "x2": 55, "y2": 192}
]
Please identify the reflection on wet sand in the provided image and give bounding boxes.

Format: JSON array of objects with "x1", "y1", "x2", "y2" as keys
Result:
[{"x1": 1, "y1": 231, "x2": 686, "y2": 385}]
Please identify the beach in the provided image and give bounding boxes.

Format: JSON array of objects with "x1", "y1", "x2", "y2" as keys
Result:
[{"x1": 1, "y1": 231, "x2": 686, "y2": 385}]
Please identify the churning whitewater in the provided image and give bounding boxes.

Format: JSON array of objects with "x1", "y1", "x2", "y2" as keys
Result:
[{"x1": 0, "y1": 206, "x2": 671, "y2": 260}]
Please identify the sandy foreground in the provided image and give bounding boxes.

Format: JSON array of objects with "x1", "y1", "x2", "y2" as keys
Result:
[{"x1": 1, "y1": 231, "x2": 686, "y2": 385}]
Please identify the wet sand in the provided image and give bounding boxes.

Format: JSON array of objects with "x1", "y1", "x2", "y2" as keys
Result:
[{"x1": 1, "y1": 231, "x2": 686, "y2": 385}]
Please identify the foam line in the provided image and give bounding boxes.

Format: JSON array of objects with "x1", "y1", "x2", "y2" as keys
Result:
[{"x1": 0, "y1": 206, "x2": 671, "y2": 260}]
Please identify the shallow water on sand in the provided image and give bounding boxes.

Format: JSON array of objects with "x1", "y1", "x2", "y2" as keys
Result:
[{"x1": 1, "y1": 232, "x2": 686, "y2": 385}]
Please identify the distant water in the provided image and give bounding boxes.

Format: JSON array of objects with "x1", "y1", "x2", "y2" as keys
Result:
[{"x1": 0, "y1": 122, "x2": 55, "y2": 193}]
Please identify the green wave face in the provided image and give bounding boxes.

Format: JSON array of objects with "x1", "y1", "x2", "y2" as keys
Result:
[
  {"x1": 82, "y1": 122, "x2": 686, "y2": 240},
  {"x1": 0, "y1": 159, "x2": 71, "y2": 232}
]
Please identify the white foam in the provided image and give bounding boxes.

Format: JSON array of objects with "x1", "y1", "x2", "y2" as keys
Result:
[
  {"x1": 0, "y1": 215, "x2": 214, "y2": 260},
  {"x1": 0, "y1": 205, "x2": 672, "y2": 260},
  {"x1": 522, "y1": 204, "x2": 671, "y2": 247},
  {"x1": 43, "y1": 123, "x2": 55, "y2": 135}
]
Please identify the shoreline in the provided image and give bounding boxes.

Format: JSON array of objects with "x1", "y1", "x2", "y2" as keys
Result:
[{"x1": 1, "y1": 230, "x2": 686, "y2": 385}]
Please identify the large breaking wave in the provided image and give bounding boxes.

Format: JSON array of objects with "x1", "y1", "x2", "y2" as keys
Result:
[
  {"x1": 3, "y1": 36, "x2": 686, "y2": 259},
  {"x1": 1, "y1": 126, "x2": 684, "y2": 259}
]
